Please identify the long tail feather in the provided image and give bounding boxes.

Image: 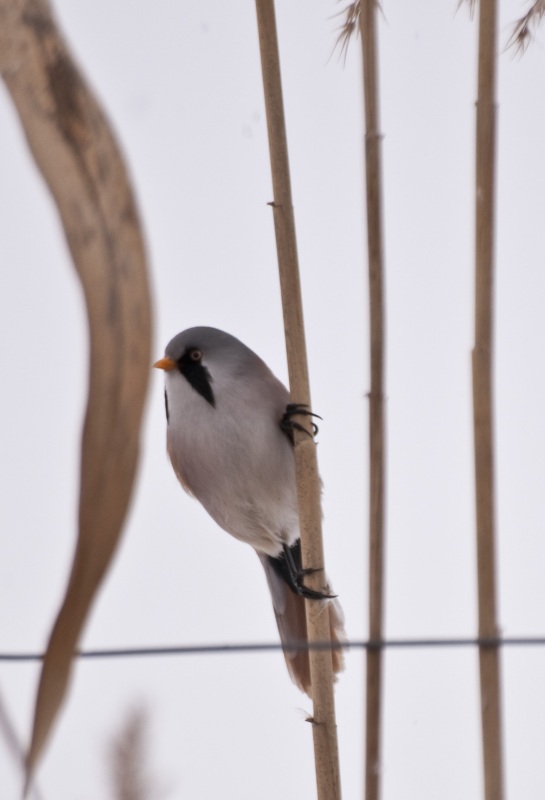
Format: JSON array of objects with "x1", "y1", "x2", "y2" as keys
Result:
[{"x1": 259, "y1": 551, "x2": 346, "y2": 696}]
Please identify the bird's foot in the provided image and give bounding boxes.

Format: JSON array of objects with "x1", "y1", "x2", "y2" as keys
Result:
[
  {"x1": 280, "y1": 403, "x2": 322, "y2": 441},
  {"x1": 282, "y1": 543, "x2": 337, "y2": 600}
]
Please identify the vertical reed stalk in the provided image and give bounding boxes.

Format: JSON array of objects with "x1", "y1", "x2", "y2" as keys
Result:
[
  {"x1": 254, "y1": 1, "x2": 342, "y2": 798},
  {"x1": 359, "y1": 2, "x2": 386, "y2": 799},
  {"x1": 473, "y1": 0, "x2": 504, "y2": 798}
]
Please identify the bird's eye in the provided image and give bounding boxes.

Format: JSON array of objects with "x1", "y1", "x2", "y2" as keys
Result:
[{"x1": 189, "y1": 349, "x2": 202, "y2": 362}]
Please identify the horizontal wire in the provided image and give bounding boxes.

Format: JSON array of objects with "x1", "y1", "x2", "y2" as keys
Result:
[{"x1": 2, "y1": 636, "x2": 545, "y2": 662}]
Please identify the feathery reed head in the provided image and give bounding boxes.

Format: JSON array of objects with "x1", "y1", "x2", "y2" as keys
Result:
[{"x1": 507, "y1": 1, "x2": 545, "y2": 55}]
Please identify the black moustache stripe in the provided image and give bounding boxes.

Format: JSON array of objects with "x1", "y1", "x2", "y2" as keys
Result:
[{"x1": 178, "y1": 354, "x2": 215, "y2": 407}]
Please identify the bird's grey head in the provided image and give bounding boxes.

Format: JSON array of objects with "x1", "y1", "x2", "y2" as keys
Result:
[{"x1": 156, "y1": 326, "x2": 266, "y2": 410}]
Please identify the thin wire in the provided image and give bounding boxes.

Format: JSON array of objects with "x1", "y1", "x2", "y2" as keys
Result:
[{"x1": 2, "y1": 636, "x2": 545, "y2": 662}]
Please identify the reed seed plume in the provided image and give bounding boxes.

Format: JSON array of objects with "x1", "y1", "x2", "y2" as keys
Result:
[
  {"x1": 507, "y1": 0, "x2": 545, "y2": 54},
  {"x1": 334, "y1": 1, "x2": 385, "y2": 60},
  {"x1": 334, "y1": 2, "x2": 361, "y2": 59},
  {"x1": 457, "y1": 0, "x2": 478, "y2": 18}
]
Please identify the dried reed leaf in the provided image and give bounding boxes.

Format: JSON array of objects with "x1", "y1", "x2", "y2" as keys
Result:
[{"x1": 0, "y1": 0, "x2": 152, "y2": 788}]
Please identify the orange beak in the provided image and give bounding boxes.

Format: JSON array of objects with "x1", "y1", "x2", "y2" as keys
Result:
[{"x1": 153, "y1": 357, "x2": 176, "y2": 371}]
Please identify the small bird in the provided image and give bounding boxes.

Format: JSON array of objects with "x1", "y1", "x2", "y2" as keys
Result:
[{"x1": 154, "y1": 326, "x2": 345, "y2": 695}]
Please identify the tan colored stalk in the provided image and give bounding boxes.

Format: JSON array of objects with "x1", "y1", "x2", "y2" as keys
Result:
[
  {"x1": 359, "y1": 3, "x2": 386, "y2": 800},
  {"x1": 254, "y1": 1, "x2": 342, "y2": 798},
  {"x1": 473, "y1": 1, "x2": 504, "y2": 799},
  {"x1": 0, "y1": 0, "x2": 152, "y2": 789}
]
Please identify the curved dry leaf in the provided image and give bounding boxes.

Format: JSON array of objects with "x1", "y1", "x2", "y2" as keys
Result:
[{"x1": 0, "y1": 0, "x2": 152, "y2": 790}]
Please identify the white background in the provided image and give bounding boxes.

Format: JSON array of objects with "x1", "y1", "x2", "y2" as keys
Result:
[{"x1": 1, "y1": 1, "x2": 545, "y2": 798}]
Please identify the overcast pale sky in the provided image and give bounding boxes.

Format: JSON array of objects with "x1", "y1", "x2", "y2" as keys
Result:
[{"x1": 2, "y1": 1, "x2": 545, "y2": 798}]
